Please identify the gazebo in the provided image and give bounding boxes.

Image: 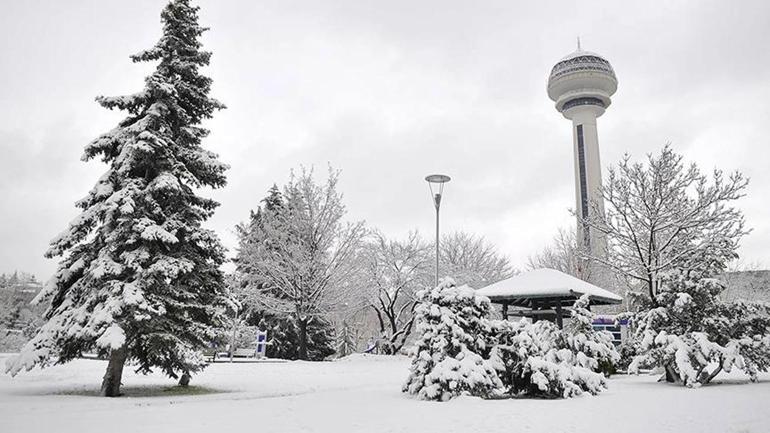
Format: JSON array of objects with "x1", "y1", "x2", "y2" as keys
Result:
[{"x1": 476, "y1": 268, "x2": 622, "y2": 328}]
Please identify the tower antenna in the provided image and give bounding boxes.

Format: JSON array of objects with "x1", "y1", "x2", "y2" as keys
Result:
[{"x1": 577, "y1": 36, "x2": 582, "y2": 51}]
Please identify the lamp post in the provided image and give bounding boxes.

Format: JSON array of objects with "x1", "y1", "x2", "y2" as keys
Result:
[{"x1": 425, "y1": 174, "x2": 451, "y2": 287}]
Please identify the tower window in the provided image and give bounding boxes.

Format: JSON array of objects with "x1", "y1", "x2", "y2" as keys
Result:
[
  {"x1": 563, "y1": 97, "x2": 605, "y2": 111},
  {"x1": 576, "y1": 125, "x2": 590, "y2": 248}
]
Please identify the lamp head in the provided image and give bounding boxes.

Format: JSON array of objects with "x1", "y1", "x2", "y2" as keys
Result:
[{"x1": 425, "y1": 174, "x2": 451, "y2": 209}]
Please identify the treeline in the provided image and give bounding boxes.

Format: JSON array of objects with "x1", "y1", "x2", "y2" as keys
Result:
[
  {"x1": 228, "y1": 167, "x2": 515, "y2": 360},
  {"x1": 0, "y1": 271, "x2": 44, "y2": 351}
]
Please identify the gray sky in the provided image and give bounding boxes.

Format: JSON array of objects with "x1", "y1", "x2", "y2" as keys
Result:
[{"x1": 1, "y1": 0, "x2": 769, "y2": 279}]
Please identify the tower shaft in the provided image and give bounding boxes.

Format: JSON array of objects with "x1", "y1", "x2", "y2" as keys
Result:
[{"x1": 569, "y1": 108, "x2": 606, "y2": 257}]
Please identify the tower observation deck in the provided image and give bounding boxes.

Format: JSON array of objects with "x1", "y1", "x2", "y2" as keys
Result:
[{"x1": 547, "y1": 43, "x2": 617, "y2": 258}]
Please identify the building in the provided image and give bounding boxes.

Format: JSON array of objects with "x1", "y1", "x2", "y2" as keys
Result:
[
  {"x1": 547, "y1": 41, "x2": 617, "y2": 258},
  {"x1": 720, "y1": 270, "x2": 770, "y2": 303}
]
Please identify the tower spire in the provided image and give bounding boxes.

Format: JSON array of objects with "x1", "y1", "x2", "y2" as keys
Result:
[{"x1": 577, "y1": 36, "x2": 582, "y2": 51}]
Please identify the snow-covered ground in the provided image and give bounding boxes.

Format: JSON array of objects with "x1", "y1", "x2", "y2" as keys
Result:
[{"x1": 1, "y1": 353, "x2": 769, "y2": 433}]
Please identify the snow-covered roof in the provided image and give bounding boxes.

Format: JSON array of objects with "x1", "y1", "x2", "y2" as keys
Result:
[
  {"x1": 558, "y1": 49, "x2": 606, "y2": 62},
  {"x1": 548, "y1": 49, "x2": 616, "y2": 84},
  {"x1": 476, "y1": 268, "x2": 622, "y2": 305}
]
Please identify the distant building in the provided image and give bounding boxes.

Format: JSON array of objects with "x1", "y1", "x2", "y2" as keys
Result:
[{"x1": 720, "y1": 270, "x2": 770, "y2": 303}]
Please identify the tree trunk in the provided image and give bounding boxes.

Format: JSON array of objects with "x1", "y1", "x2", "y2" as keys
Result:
[
  {"x1": 703, "y1": 360, "x2": 723, "y2": 385},
  {"x1": 297, "y1": 317, "x2": 308, "y2": 360},
  {"x1": 101, "y1": 345, "x2": 128, "y2": 397},
  {"x1": 178, "y1": 373, "x2": 191, "y2": 387},
  {"x1": 664, "y1": 363, "x2": 680, "y2": 383},
  {"x1": 647, "y1": 278, "x2": 657, "y2": 307}
]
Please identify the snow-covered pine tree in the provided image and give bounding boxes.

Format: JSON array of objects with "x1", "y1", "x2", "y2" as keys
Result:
[
  {"x1": 563, "y1": 294, "x2": 620, "y2": 374},
  {"x1": 335, "y1": 320, "x2": 357, "y2": 358},
  {"x1": 489, "y1": 318, "x2": 608, "y2": 399},
  {"x1": 487, "y1": 296, "x2": 616, "y2": 398},
  {"x1": 403, "y1": 278, "x2": 502, "y2": 401},
  {"x1": 5, "y1": 0, "x2": 229, "y2": 397},
  {"x1": 629, "y1": 270, "x2": 770, "y2": 386}
]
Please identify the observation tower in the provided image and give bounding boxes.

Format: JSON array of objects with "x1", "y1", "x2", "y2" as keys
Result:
[{"x1": 547, "y1": 41, "x2": 617, "y2": 257}]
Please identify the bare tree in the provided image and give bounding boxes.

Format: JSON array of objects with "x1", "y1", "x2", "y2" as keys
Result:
[
  {"x1": 361, "y1": 231, "x2": 432, "y2": 354},
  {"x1": 527, "y1": 228, "x2": 592, "y2": 280},
  {"x1": 584, "y1": 145, "x2": 749, "y2": 306},
  {"x1": 238, "y1": 167, "x2": 366, "y2": 360},
  {"x1": 439, "y1": 231, "x2": 516, "y2": 289},
  {"x1": 222, "y1": 273, "x2": 258, "y2": 361}
]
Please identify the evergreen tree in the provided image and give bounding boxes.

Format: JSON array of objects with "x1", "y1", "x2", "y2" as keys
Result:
[
  {"x1": 629, "y1": 269, "x2": 770, "y2": 386},
  {"x1": 403, "y1": 278, "x2": 502, "y2": 401},
  {"x1": 563, "y1": 294, "x2": 620, "y2": 375},
  {"x1": 8, "y1": 272, "x2": 19, "y2": 286},
  {"x1": 488, "y1": 297, "x2": 617, "y2": 400},
  {"x1": 490, "y1": 318, "x2": 609, "y2": 399},
  {"x1": 336, "y1": 320, "x2": 357, "y2": 357},
  {"x1": 5, "y1": 0, "x2": 229, "y2": 397},
  {"x1": 262, "y1": 184, "x2": 283, "y2": 212},
  {"x1": 253, "y1": 312, "x2": 335, "y2": 361}
]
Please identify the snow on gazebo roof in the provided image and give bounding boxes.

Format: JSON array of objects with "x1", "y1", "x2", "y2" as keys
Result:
[{"x1": 476, "y1": 268, "x2": 622, "y2": 306}]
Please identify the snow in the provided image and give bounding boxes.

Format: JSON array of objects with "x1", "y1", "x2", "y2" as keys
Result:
[
  {"x1": 94, "y1": 324, "x2": 126, "y2": 350},
  {"x1": 1, "y1": 353, "x2": 769, "y2": 433},
  {"x1": 476, "y1": 268, "x2": 623, "y2": 304},
  {"x1": 558, "y1": 49, "x2": 607, "y2": 62}
]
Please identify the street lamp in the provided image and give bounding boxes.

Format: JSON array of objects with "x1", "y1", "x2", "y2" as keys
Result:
[{"x1": 425, "y1": 174, "x2": 451, "y2": 287}]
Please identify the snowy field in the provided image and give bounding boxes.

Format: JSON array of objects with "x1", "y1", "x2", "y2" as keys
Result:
[{"x1": 1, "y1": 353, "x2": 769, "y2": 433}]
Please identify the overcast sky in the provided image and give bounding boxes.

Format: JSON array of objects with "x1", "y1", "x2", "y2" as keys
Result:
[{"x1": 1, "y1": 0, "x2": 769, "y2": 279}]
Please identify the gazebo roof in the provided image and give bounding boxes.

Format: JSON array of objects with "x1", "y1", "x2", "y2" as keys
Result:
[{"x1": 476, "y1": 268, "x2": 622, "y2": 306}]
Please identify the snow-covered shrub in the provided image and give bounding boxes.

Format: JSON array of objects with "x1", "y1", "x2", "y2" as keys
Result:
[
  {"x1": 563, "y1": 295, "x2": 621, "y2": 375},
  {"x1": 489, "y1": 312, "x2": 613, "y2": 399},
  {"x1": 629, "y1": 271, "x2": 770, "y2": 387},
  {"x1": 616, "y1": 340, "x2": 639, "y2": 372},
  {"x1": 402, "y1": 278, "x2": 502, "y2": 401}
]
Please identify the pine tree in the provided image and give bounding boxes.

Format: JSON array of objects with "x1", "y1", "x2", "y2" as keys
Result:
[
  {"x1": 336, "y1": 320, "x2": 357, "y2": 357},
  {"x1": 484, "y1": 297, "x2": 617, "y2": 399},
  {"x1": 563, "y1": 294, "x2": 620, "y2": 374},
  {"x1": 262, "y1": 184, "x2": 283, "y2": 213},
  {"x1": 403, "y1": 278, "x2": 502, "y2": 401},
  {"x1": 4, "y1": 0, "x2": 229, "y2": 397},
  {"x1": 629, "y1": 270, "x2": 770, "y2": 386},
  {"x1": 8, "y1": 272, "x2": 19, "y2": 286},
  {"x1": 252, "y1": 312, "x2": 335, "y2": 360}
]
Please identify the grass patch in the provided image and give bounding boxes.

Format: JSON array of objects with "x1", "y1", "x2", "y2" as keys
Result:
[{"x1": 57, "y1": 384, "x2": 226, "y2": 398}]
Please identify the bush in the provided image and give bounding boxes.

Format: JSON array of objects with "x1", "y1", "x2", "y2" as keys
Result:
[
  {"x1": 489, "y1": 316, "x2": 614, "y2": 399},
  {"x1": 404, "y1": 283, "x2": 619, "y2": 400},
  {"x1": 402, "y1": 278, "x2": 502, "y2": 401},
  {"x1": 629, "y1": 271, "x2": 770, "y2": 387}
]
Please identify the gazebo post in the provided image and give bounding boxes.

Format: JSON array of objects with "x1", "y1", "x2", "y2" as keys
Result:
[
  {"x1": 501, "y1": 303, "x2": 508, "y2": 320},
  {"x1": 555, "y1": 302, "x2": 564, "y2": 329}
]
